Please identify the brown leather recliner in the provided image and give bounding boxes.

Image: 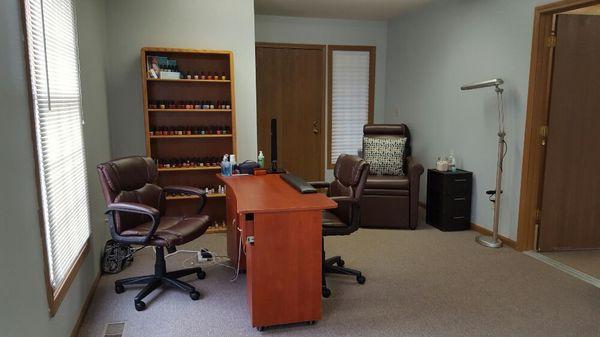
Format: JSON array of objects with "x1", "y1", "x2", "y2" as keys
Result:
[
  {"x1": 97, "y1": 156, "x2": 211, "y2": 311},
  {"x1": 360, "y1": 124, "x2": 424, "y2": 230}
]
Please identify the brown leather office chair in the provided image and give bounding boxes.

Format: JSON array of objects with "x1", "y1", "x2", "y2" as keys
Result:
[
  {"x1": 360, "y1": 124, "x2": 424, "y2": 230},
  {"x1": 310, "y1": 154, "x2": 369, "y2": 298},
  {"x1": 97, "y1": 156, "x2": 211, "y2": 311}
]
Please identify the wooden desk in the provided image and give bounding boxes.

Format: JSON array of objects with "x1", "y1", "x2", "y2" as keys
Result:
[{"x1": 219, "y1": 174, "x2": 336, "y2": 330}]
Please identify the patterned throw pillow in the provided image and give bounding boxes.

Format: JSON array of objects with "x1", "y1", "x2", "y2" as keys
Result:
[{"x1": 363, "y1": 136, "x2": 406, "y2": 176}]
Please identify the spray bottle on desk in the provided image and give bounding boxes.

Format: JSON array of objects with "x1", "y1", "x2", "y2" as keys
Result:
[
  {"x1": 221, "y1": 154, "x2": 232, "y2": 176},
  {"x1": 229, "y1": 154, "x2": 237, "y2": 174},
  {"x1": 258, "y1": 151, "x2": 265, "y2": 168}
]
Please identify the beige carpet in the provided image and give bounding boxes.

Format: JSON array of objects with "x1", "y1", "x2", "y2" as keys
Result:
[
  {"x1": 542, "y1": 250, "x2": 600, "y2": 280},
  {"x1": 78, "y1": 223, "x2": 600, "y2": 337}
]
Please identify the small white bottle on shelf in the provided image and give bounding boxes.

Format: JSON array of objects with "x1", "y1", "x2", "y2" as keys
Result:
[{"x1": 448, "y1": 151, "x2": 457, "y2": 172}]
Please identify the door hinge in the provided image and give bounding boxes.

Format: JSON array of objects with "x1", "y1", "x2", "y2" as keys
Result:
[
  {"x1": 539, "y1": 125, "x2": 548, "y2": 146},
  {"x1": 546, "y1": 34, "x2": 557, "y2": 48}
]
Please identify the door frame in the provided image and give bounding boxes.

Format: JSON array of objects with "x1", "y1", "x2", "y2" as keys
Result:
[
  {"x1": 255, "y1": 42, "x2": 326, "y2": 180},
  {"x1": 517, "y1": 0, "x2": 600, "y2": 251}
]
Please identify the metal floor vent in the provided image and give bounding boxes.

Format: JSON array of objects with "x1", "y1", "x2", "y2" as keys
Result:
[{"x1": 103, "y1": 322, "x2": 125, "y2": 337}]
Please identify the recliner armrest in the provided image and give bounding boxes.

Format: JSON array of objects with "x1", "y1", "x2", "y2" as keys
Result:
[
  {"x1": 308, "y1": 181, "x2": 330, "y2": 189},
  {"x1": 406, "y1": 156, "x2": 424, "y2": 178},
  {"x1": 406, "y1": 156, "x2": 424, "y2": 230}
]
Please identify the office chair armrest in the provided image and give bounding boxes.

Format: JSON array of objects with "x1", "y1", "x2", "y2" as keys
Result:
[
  {"x1": 106, "y1": 202, "x2": 161, "y2": 244},
  {"x1": 163, "y1": 185, "x2": 208, "y2": 214},
  {"x1": 329, "y1": 196, "x2": 359, "y2": 204},
  {"x1": 308, "y1": 181, "x2": 330, "y2": 189},
  {"x1": 329, "y1": 196, "x2": 361, "y2": 228}
]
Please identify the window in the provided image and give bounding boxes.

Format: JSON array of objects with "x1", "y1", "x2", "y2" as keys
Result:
[
  {"x1": 23, "y1": 0, "x2": 90, "y2": 315},
  {"x1": 327, "y1": 46, "x2": 375, "y2": 168}
]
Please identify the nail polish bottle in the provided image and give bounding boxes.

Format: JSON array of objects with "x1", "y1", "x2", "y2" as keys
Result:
[
  {"x1": 209, "y1": 101, "x2": 215, "y2": 109},
  {"x1": 207, "y1": 72, "x2": 213, "y2": 80},
  {"x1": 186, "y1": 72, "x2": 192, "y2": 79},
  {"x1": 221, "y1": 73, "x2": 227, "y2": 80},
  {"x1": 194, "y1": 73, "x2": 199, "y2": 80}
]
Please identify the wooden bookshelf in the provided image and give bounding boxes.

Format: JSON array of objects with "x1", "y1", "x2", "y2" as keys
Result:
[{"x1": 141, "y1": 47, "x2": 236, "y2": 233}]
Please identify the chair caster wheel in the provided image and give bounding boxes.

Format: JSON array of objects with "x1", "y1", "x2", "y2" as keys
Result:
[
  {"x1": 322, "y1": 287, "x2": 331, "y2": 298},
  {"x1": 337, "y1": 259, "x2": 345, "y2": 267},
  {"x1": 115, "y1": 283, "x2": 125, "y2": 294},
  {"x1": 308, "y1": 320, "x2": 316, "y2": 325},
  {"x1": 357, "y1": 275, "x2": 366, "y2": 284},
  {"x1": 190, "y1": 291, "x2": 201, "y2": 300},
  {"x1": 257, "y1": 327, "x2": 265, "y2": 332},
  {"x1": 197, "y1": 270, "x2": 206, "y2": 280},
  {"x1": 134, "y1": 300, "x2": 146, "y2": 311}
]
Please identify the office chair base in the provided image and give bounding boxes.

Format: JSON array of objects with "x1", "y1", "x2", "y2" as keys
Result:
[
  {"x1": 322, "y1": 255, "x2": 365, "y2": 297},
  {"x1": 115, "y1": 247, "x2": 205, "y2": 311}
]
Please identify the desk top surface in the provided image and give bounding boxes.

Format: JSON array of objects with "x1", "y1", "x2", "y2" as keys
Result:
[{"x1": 218, "y1": 174, "x2": 337, "y2": 214}]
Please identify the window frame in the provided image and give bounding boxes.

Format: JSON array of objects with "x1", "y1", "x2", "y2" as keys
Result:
[
  {"x1": 327, "y1": 45, "x2": 376, "y2": 169},
  {"x1": 20, "y1": 0, "x2": 91, "y2": 317}
]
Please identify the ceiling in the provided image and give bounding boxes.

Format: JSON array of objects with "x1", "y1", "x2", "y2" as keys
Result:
[{"x1": 254, "y1": 0, "x2": 434, "y2": 20}]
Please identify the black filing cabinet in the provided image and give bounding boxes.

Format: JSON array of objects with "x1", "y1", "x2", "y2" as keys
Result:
[{"x1": 426, "y1": 169, "x2": 472, "y2": 231}]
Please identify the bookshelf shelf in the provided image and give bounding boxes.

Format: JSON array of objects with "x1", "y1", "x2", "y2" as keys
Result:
[
  {"x1": 150, "y1": 134, "x2": 232, "y2": 139},
  {"x1": 147, "y1": 78, "x2": 231, "y2": 83},
  {"x1": 148, "y1": 109, "x2": 232, "y2": 113},
  {"x1": 157, "y1": 166, "x2": 221, "y2": 172},
  {"x1": 166, "y1": 193, "x2": 225, "y2": 200}
]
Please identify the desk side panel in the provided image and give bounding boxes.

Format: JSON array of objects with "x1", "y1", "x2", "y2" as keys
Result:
[
  {"x1": 226, "y1": 191, "x2": 246, "y2": 270},
  {"x1": 248, "y1": 210, "x2": 322, "y2": 327}
]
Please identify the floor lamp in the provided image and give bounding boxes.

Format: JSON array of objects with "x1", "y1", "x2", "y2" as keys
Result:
[{"x1": 461, "y1": 79, "x2": 505, "y2": 248}]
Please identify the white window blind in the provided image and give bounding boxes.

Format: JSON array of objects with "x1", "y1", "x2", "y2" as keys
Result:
[
  {"x1": 330, "y1": 50, "x2": 372, "y2": 165},
  {"x1": 24, "y1": 0, "x2": 90, "y2": 290}
]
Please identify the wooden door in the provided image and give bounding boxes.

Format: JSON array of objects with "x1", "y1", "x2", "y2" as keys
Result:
[
  {"x1": 256, "y1": 43, "x2": 325, "y2": 181},
  {"x1": 539, "y1": 14, "x2": 600, "y2": 251}
]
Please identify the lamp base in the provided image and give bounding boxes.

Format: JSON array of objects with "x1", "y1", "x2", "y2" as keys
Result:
[{"x1": 476, "y1": 235, "x2": 503, "y2": 248}]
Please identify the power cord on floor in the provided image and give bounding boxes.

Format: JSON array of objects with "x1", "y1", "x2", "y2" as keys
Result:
[{"x1": 163, "y1": 218, "x2": 244, "y2": 282}]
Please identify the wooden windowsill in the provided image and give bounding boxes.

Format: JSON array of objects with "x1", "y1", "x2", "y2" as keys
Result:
[{"x1": 46, "y1": 238, "x2": 91, "y2": 317}]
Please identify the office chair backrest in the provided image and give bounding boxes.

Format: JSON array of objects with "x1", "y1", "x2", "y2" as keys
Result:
[
  {"x1": 331, "y1": 154, "x2": 369, "y2": 199},
  {"x1": 97, "y1": 156, "x2": 164, "y2": 233}
]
